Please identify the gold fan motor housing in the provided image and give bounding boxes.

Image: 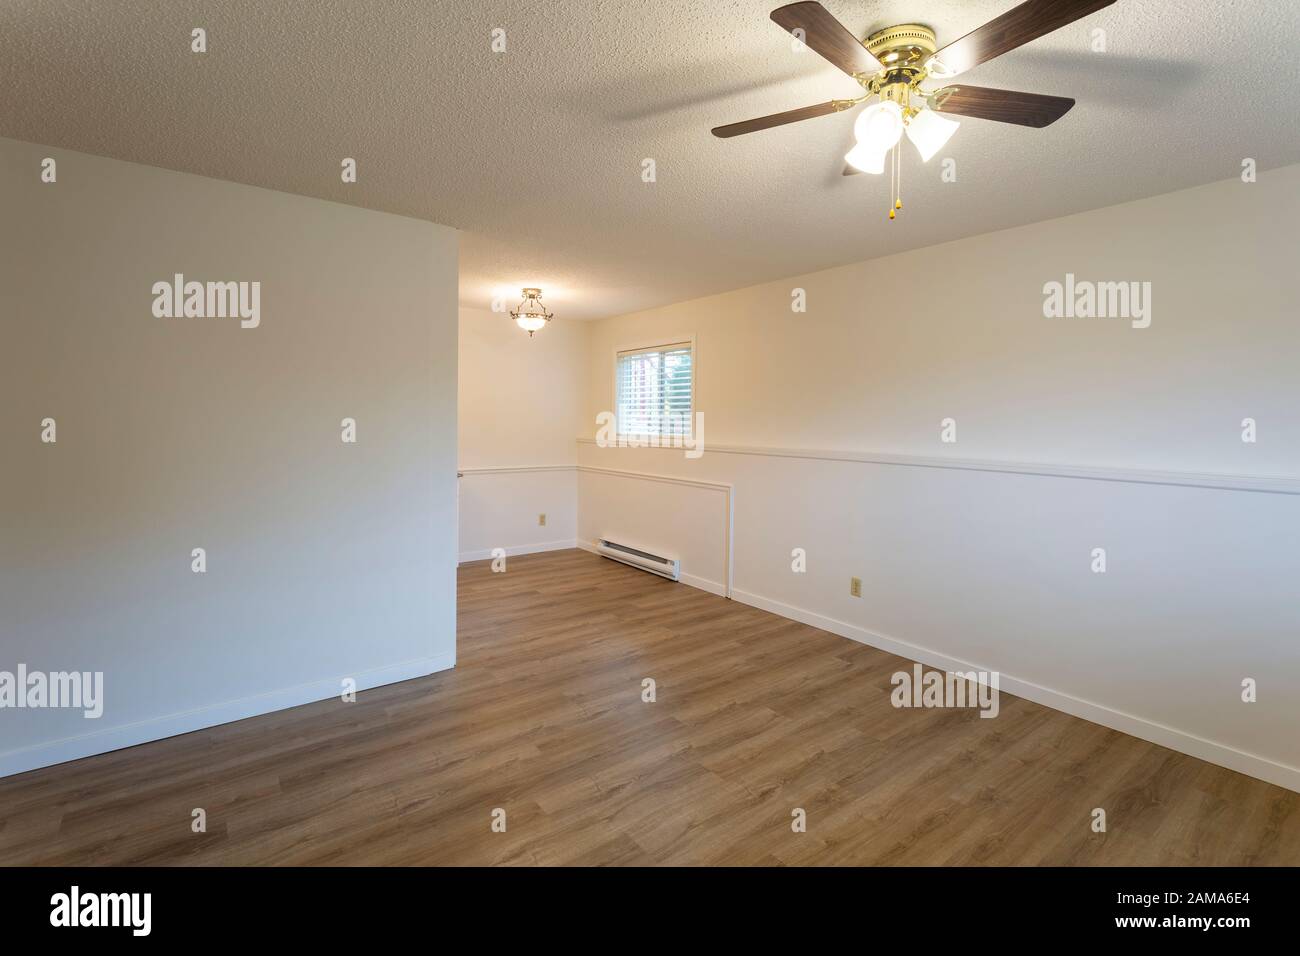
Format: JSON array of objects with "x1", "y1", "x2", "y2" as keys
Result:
[
  {"x1": 859, "y1": 24, "x2": 936, "y2": 104},
  {"x1": 864, "y1": 23, "x2": 937, "y2": 65}
]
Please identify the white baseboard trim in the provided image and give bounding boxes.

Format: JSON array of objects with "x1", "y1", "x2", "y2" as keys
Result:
[
  {"x1": 731, "y1": 589, "x2": 1300, "y2": 794},
  {"x1": 680, "y1": 572, "x2": 728, "y2": 597},
  {"x1": 458, "y1": 539, "x2": 577, "y2": 564},
  {"x1": 575, "y1": 539, "x2": 727, "y2": 596},
  {"x1": 0, "y1": 654, "x2": 454, "y2": 780},
  {"x1": 458, "y1": 465, "x2": 576, "y2": 476}
]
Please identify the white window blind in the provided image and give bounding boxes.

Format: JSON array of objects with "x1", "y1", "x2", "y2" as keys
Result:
[{"x1": 616, "y1": 343, "x2": 693, "y2": 437}]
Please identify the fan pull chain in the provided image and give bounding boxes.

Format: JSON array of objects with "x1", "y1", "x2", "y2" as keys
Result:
[
  {"x1": 896, "y1": 141, "x2": 903, "y2": 213},
  {"x1": 888, "y1": 145, "x2": 896, "y2": 221},
  {"x1": 887, "y1": 142, "x2": 904, "y2": 221}
]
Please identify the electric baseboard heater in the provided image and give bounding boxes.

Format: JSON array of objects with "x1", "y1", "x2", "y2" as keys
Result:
[{"x1": 596, "y1": 538, "x2": 680, "y2": 582}]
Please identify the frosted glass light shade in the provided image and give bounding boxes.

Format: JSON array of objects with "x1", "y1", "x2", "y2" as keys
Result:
[
  {"x1": 844, "y1": 142, "x2": 888, "y2": 174},
  {"x1": 852, "y1": 100, "x2": 904, "y2": 154},
  {"x1": 905, "y1": 107, "x2": 960, "y2": 162}
]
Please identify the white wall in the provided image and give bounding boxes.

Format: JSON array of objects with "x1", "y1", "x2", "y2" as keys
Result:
[
  {"x1": 457, "y1": 307, "x2": 585, "y2": 559},
  {"x1": 0, "y1": 137, "x2": 459, "y2": 776},
  {"x1": 579, "y1": 166, "x2": 1300, "y2": 791},
  {"x1": 577, "y1": 466, "x2": 732, "y2": 595},
  {"x1": 588, "y1": 166, "x2": 1299, "y2": 473}
]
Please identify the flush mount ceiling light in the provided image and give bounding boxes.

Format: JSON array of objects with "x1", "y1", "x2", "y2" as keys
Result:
[
  {"x1": 713, "y1": 0, "x2": 1109, "y2": 220},
  {"x1": 510, "y1": 288, "x2": 553, "y2": 337}
]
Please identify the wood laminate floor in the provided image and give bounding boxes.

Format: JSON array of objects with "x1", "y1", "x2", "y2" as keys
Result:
[{"x1": 1, "y1": 548, "x2": 1297, "y2": 865}]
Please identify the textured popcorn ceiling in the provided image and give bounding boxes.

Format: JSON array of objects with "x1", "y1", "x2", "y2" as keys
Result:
[{"x1": 2, "y1": 0, "x2": 1297, "y2": 320}]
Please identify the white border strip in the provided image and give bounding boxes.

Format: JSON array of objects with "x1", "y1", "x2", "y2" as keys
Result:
[
  {"x1": 731, "y1": 589, "x2": 1300, "y2": 794},
  {"x1": 575, "y1": 438, "x2": 1300, "y2": 496},
  {"x1": 458, "y1": 465, "x2": 575, "y2": 476}
]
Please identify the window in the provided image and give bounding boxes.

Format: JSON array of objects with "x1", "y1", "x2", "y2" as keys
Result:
[{"x1": 615, "y1": 342, "x2": 693, "y2": 437}]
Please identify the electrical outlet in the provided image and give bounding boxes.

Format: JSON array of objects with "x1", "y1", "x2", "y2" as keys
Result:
[
  {"x1": 538, "y1": 513, "x2": 546, "y2": 527},
  {"x1": 850, "y1": 577, "x2": 862, "y2": 598}
]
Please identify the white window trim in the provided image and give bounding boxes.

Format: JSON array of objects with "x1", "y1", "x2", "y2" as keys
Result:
[{"x1": 611, "y1": 334, "x2": 697, "y2": 437}]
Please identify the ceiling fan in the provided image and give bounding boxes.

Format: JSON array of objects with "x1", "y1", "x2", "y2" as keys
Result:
[{"x1": 713, "y1": 0, "x2": 1116, "y2": 218}]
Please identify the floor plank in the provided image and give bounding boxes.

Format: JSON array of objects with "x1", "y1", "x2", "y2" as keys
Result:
[{"x1": 1, "y1": 549, "x2": 1297, "y2": 865}]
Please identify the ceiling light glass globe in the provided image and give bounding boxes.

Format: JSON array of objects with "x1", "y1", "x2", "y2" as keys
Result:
[
  {"x1": 853, "y1": 100, "x2": 904, "y2": 154},
  {"x1": 844, "y1": 142, "x2": 888, "y2": 174},
  {"x1": 905, "y1": 107, "x2": 960, "y2": 162}
]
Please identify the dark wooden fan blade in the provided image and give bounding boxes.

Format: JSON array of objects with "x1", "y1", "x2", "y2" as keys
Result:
[
  {"x1": 712, "y1": 100, "x2": 847, "y2": 138},
  {"x1": 771, "y1": 2, "x2": 882, "y2": 78},
  {"x1": 929, "y1": 0, "x2": 1116, "y2": 77},
  {"x1": 929, "y1": 85, "x2": 1075, "y2": 127}
]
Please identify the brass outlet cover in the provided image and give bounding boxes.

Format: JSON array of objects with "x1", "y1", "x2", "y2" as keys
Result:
[{"x1": 865, "y1": 23, "x2": 937, "y2": 66}]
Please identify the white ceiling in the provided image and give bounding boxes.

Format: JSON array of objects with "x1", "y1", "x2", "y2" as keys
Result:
[{"x1": 3, "y1": 1, "x2": 1297, "y2": 320}]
